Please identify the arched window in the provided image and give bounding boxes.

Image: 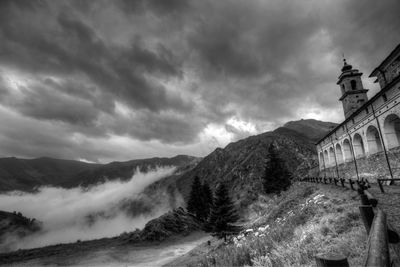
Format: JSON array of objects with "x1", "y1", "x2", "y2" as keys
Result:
[
  {"x1": 329, "y1": 147, "x2": 335, "y2": 165},
  {"x1": 335, "y1": 144, "x2": 344, "y2": 164},
  {"x1": 343, "y1": 139, "x2": 352, "y2": 162},
  {"x1": 324, "y1": 150, "x2": 329, "y2": 165},
  {"x1": 366, "y1": 125, "x2": 383, "y2": 154},
  {"x1": 341, "y1": 84, "x2": 345, "y2": 94},
  {"x1": 384, "y1": 114, "x2": 400, "y2": 149},
  {"x1": 351, "y1": 80, "x2": 357, "y2": 90},
  {"x1": 319, "y1": 152, "x2": 324, "y2": 169},
  {"x1": 353, "y1": 133, "x2": 365, "y2": 158}
]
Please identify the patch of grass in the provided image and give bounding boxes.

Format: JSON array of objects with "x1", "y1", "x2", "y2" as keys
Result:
[
  {"x1": 333, "y1": 211, "x2": 360, "y2": 234},
  {"x1": 300, "y1": 185, "x2": 316, "y2": 199}
]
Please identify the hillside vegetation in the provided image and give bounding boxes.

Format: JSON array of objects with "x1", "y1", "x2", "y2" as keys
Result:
[
  {"x1": 0, "y1": 211, "x2": 41, "y2": 252},
  {"x1": 168, "y1": 182, "x2": 366, "y2": 267},
  {"x1": 283, "y1": 119, "x2": 337, "y2": 142}
]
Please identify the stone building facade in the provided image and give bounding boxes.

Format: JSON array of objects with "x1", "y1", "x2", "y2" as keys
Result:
[{"x1": 317, "y1": 43, "x2": 400, "y2": 180}]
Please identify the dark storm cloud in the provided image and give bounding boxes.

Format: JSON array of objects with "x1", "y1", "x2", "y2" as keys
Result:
[
  {"x1": 14, "y1": 84, "x2": 99, "y2": 126},
  {"x1": 0, "y1": 1, "x2": 187, "y2": 114},
  {"x1": 0, "y1": 0, "x2": 399, "y2": 161},
  {"x1": 188, "y1": 1, "x2": 319, "y2": 78},
  {"x1": 181, "y1": 1, "x2": 327, "y2": 123},
  {"x1": 43, "y1": 78, "x2": 115, "y2": 115},
  {"x1": 109, "y1": 111, "x2": 205, "y2": 144},
  {"x1": 184, "y1": 0, "x2": 400, "y2": 123},
  {"x1": 323, "y1": 0, "x2": 400, "y2": 63},
  {"x1": 0, "y1": 76, "x2": 8, "y2": 98},
  {"x1": 0, "y1": 108, "x2": 116, "y2": 162},
  {"x1": 117, "y1": 0, "x2": 188, "y2": 16}
]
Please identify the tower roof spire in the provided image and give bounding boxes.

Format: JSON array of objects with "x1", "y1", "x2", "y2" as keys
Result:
[{"x1": 341, "y1": 56, "x2": 352, "y2": 72}]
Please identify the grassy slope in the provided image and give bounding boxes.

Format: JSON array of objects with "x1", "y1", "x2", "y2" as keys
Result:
[{"x1": 167, "y1": 182, "x2": 366, "y2": 267}]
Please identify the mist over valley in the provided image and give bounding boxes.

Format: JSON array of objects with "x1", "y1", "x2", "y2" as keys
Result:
[{"x1": 0, "y1": 166, "x2": 182, "y2": 251}]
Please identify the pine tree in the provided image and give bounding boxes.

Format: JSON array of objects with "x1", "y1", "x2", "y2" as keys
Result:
[
  {"x1": 208, "y1": 183, "x2": 241, "y2": 241},
  {"x1": 187, "y1": 176, "x2": 204, "y2": 219},
  {"x1": 263, "y1": 143, "x2": 291, "y2": 194},
  {"x1": 201, "y1": 182, "x2": 213, "y2": 220},
  {"x1": 187, "y1": 177, "x2": 215, "y2": 222}
]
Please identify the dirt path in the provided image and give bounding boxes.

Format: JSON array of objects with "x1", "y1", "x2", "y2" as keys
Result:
[
  {"x1": 163, "y1": 237, "x2": 223, "y2": 267},
  {"x1": 1, "y1": 232, "x2": 211, "y2": 266},
  {"x1": 75, "y1": 232, "x2": 211, "y2": 267}
]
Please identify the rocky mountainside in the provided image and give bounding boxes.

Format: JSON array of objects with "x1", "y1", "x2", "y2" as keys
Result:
[
  {"x1": 157, "y1": 119, "x2": 337, "y2": 209},
  {"x1": 0, "y1": 155, "x2": 199, "y2": 192},
  {"x1": 283, "y1": 119, "x2": 337, "y2": 142},
  {"x1": 139, "y1": 207, "x2": 202, "y2": 241}
]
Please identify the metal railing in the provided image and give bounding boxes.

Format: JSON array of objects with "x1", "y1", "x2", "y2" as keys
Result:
[{"x1": 377, "y1": 178, "x2": 400, "y2": 193}]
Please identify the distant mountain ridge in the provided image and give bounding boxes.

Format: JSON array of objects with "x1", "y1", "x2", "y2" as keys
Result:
[
  {"x1": 0, "y1": 119, "x2": 336, "y2": 195},
  {"x1": 283, "y1": 119, "x2": 337, "y2": 142},
  {"x1": 0, "y1": 155, "x2": 199, "y2": 192}
]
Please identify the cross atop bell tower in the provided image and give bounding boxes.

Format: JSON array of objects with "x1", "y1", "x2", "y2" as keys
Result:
[{"x1": 337, "y1": 58, "x2": 369, "y2": 119}]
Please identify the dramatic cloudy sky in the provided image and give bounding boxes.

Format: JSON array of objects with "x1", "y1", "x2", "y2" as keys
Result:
[{"x1": 0, "y1": 0, "x2": 399, "y2": 162}]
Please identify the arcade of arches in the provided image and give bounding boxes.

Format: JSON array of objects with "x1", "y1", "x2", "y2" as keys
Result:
[
  {"x1": 317, "y1": 113, "x2": 400, "y2": 179},
  {"x1": 318, "y1": 113, "x2": 400, "y2": 168}
]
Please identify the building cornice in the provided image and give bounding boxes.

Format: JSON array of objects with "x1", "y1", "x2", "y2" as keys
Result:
[
  {"x1": 338, "y1": 89, "x2": 369, "y2": 101},
  {"x1": 336, "y1": 72, "x2": 362, "y2": 85},
  {"x1": 369, "y1": 43, "x2": 400, "y2": 78}
]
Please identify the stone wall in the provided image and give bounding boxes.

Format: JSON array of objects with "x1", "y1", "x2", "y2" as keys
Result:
[{"x1": 318, "y1": 147, "x2": 400, "y2": 183}]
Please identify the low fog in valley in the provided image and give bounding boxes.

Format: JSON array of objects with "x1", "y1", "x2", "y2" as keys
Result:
[{"x1": 0, "y1": 167, "x2": 178, "y2": 251}]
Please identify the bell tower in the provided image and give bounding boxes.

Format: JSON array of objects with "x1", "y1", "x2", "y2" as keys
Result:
[{"x1": 337, "y1": 59, "x2": 369, "y2": 119}]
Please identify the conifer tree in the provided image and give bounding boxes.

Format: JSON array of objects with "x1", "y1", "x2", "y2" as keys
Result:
[
  {"x1": 187, "y1": 176, "x2": 205, "y2": 219},
  {"x1": 263, "y1": 143, "x2": 291, "y2": 194},
  {"x1": 208, "y1": 183, "x2": 241, "y2": 241},
  {"x1": 201, "y1": 181, "x2": 213, "y2": 220}
]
